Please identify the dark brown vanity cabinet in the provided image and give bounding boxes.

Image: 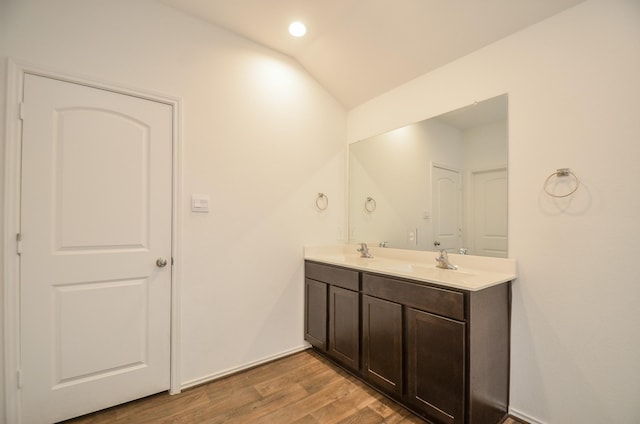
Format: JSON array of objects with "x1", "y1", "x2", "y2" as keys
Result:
[
  {"x1": 328, "y1": 285, "x2": 360, "y2": 370},
  {"x1": 406, "y1": 307, "x2": 465, "y2": 424},
  {"x1": 304, "y1": 260, "x2": 511, "y2": 424},
  {"x1": 304, "y1": 278, "x2": 327, "y2": 349},
  {"x1": 304, "y1": 261, "x2": 360, "y2": 371},
  {"x1": 362, "y1": 294, "x2": 403, "y2": 395},
  {"x1": 363, "y1": 273, "x2": 467, "y2": 424}
]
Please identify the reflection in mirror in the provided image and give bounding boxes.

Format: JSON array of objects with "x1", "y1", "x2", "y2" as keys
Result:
[{"x1": 348, "y1": 94, "x2": 508, "y2": 257}]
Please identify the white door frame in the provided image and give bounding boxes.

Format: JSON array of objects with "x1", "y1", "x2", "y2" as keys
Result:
[{"x1": 3, "y1": 59, "x2": 183, "y2": 423}]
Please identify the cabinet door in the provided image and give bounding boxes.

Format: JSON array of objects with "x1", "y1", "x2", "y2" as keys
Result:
[
  {"x1": 304, "y1": 278, "x2": 327, "y2": 350},
  {"x1": 406, "y1": 308, "x2": 466, "y2": 424},
  {"x1": 362, "y1": 295, "x2": 403, "y2": 395},
  {"x1": 328, "y1": 285, "x2": 360, "y2": 371}
]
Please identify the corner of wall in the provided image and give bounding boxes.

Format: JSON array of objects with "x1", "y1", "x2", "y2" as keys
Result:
[{"x1": 0, "y1": 55, "x2": 9, "y2": 424}]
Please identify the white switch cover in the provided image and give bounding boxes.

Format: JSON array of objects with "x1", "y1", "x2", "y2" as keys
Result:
[
  {"x1": 407, "y1": 228, "x2": 418, "y2": 245},
  {"x1": 191, "y1": 194, "x2": 210, "y2": 213}
]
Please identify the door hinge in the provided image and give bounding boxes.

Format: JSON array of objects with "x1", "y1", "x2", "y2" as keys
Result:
[
  {"x1": 17, "y1": 369, "x2": 22, "y2": 389},
  {"x1": 16, "y1": 233, "x2": 22, "y2": 255},
  {"x1": 19, "y1": 102, "x2": 26, "y2": 121}
]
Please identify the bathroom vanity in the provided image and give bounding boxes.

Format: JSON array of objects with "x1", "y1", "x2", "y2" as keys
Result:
[{"x1": 303, "y1": 245, "x2": 516, "y2": 424}]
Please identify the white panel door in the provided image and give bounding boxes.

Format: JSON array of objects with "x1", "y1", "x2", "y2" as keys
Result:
[
  {"x1": 471, "y1": 168, "x2": 508, "y2": 257},
  {"x1": 432, "y1": 165, "x2": 461, "y2": 252},
  {"x1": 20, "y1": 74, "x2": 172, "y2": 423}
]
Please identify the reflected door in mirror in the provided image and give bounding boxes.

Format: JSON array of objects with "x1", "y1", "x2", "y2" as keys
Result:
[
  {"x1": 471, "y1": 168, "x2": 507, "y2": 257},
  {"x1": 432, "y1": 165, "x2": 462, "y2": 252}
]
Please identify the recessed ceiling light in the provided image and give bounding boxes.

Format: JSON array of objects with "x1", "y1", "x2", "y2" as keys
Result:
[{"x1": 288, "y1": 21, "x2": 306, "y2": 37}]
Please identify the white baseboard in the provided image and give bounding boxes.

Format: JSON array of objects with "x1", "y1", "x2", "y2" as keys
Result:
[
  {"x1": 179, "y1": 344, "x2": 311, "y2": 391},
  {"x1": 509, "y1": 407, "x2": 546, "y2": 424}
]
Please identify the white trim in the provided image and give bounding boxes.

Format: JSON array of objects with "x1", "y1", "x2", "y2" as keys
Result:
[
  {"x1": 7, "y1": 59, "x2": 179, "y2": 107},
  {"x1": 169, "y1": 95, "x2": 183, "y2": 396},
  {"x1": 2, "y1": 59, "x2": 183, "y2": 421},
  {"x1": 180, "y1": 345, "x2": 310, "y2": 391},
  {"x1": 3, "y1": 58, "x2": 24, "y2": 424},
  {"x1": 508, "y1": 407, "x2": 546, "y2": 424}
]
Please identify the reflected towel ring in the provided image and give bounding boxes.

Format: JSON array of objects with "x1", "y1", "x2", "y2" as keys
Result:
[
  {"x1": 364, "y1": 196, "x2": 377, "y2": 213},
  {"x1": 315, "y1": 192, "x2": 329, "y2": 211},
  {"x1": 544, "y1": 168, "x2": 580, "y2": 198}
]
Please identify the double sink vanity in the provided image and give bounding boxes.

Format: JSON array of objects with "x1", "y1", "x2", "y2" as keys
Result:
[{"x1": 303, "y1": 245, "x2": 517, "y2": 424}]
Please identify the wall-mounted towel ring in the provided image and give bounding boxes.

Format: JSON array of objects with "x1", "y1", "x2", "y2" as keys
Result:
[
  {"x1": 315, "y1": 192, "x2": 329, "y2": 211},
  {"x1": 544, "y1": 168, "x2": 580, "y2": 198},
  {"x1": 364, "y1": 196, "x2": 377, "y2": 213}
]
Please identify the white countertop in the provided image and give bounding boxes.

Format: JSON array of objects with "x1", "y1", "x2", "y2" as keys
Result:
[{"x1": 304, "y1": 245, "x2": 517, "y2": 291}]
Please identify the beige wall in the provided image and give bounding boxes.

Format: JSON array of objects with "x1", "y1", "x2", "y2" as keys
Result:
[
  {"x1": 0, "y1": 1, "x2": 346, "y2": 421},
  {"x1": 348, "y1": 0, "x2": 640, "y2": 422}
]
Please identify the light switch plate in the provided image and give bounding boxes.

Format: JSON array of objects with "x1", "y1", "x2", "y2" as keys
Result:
[
  {"x1": 191, "y1": 194, "x2": 210, "y2": 213},
  {"x1": 407, "y1": 228, "x2": 418, "y2": 245}
]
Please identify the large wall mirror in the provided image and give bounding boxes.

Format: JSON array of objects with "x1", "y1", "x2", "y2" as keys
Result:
[{"x1": 348, "y1": 94, "x2": 508, "y2": 257}]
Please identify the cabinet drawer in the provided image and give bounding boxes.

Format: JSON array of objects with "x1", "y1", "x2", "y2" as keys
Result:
[
  {"x1": 305, "y1": 261, "x2": 360, "y2": 291},
  {"x1": 363, "y1": 273, "x2": 465, "y2": 321}
]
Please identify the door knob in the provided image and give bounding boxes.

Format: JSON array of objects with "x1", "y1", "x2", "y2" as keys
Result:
[{"x1": 156, "y1": 258, "x2": 168, "y2": 268}]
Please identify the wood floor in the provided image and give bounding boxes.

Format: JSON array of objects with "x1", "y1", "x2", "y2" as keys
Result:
[{"x1": 62, "y1": 349, "x2": 525, "y2": 424}]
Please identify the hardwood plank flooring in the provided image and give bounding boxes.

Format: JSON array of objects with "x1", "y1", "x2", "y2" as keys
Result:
[{"x1": 61, "y1": 349, "x2": 525, "y2": 424}]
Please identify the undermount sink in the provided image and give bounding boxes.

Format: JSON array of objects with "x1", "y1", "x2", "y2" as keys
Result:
[{"x1": 383, "y1": 262, "x2": 475, "y2": 278}]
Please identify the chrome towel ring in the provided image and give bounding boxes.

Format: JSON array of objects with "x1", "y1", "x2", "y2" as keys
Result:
[
  {"x1": 544, "y1": 168, "x2": 580, "y2": 198},
  {"x1": 364, "y1": 196, "x2": 377, "y2": 213},
  {"x1": 315, "y1": 192, "x2": 329, "y2": 211}
]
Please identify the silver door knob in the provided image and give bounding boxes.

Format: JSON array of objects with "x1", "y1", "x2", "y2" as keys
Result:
[{"x1": 156, "y1": 258, "x2": 168, "y2": 268}]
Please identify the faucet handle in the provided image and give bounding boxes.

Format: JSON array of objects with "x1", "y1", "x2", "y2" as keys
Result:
[
  {"x1": 357, "y1": 242, "x2": 373, "y2": 258},
  {"x1": 435, "y1": 248, "x2": 457, "y2": 270}
]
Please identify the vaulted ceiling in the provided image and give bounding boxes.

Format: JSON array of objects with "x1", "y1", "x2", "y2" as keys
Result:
[{"x1": 160, "y1": 0, "x2": 587, "y2": 109}]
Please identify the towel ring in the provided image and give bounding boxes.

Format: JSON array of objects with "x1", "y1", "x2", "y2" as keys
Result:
[
  {"x1": 315, "y1": 193, "x2": 329, "y2": 211},
  {"x1": 544, "y1": 168, "x2": 580, "y2": 198},
  {"x1": 364, "y1": 196, "x2": 377, "y2": 213}
]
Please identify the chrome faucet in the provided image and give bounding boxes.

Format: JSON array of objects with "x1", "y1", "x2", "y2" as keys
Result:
[
  {"x1": 357, "y1": 242, "x2": 374, "y2": 258},
  {"x1": 435, "y1": 249, "x2": 458, "y2": 270},
  {"x1": 379, "y1": 241, "x2": 389, "y2": 248}
]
